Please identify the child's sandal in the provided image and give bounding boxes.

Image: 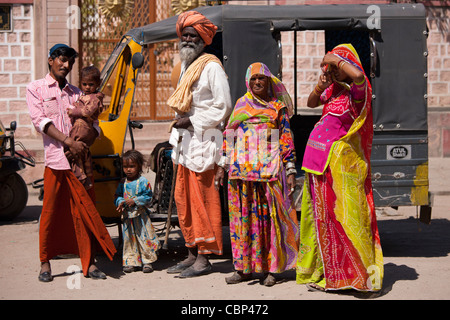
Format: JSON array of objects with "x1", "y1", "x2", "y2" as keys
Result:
[
  {"x1": 143, "y1": 264, "x2": 153, "y2": 273},
  {"x1": 123, "y1": 266, "x2": 136, "y2": 273}
]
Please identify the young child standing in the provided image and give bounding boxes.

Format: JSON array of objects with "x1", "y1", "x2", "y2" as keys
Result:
[
  {"x1": 115, "y1": 150, "x2": 160, "y2": 273},
  {"x1": 66, "y1": 65, "x2": 105, "y2": 189}
]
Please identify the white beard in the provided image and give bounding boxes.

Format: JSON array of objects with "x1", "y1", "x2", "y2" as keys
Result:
[{"x1": 179, "y1": 39, "x2": 205, "y2": 66}]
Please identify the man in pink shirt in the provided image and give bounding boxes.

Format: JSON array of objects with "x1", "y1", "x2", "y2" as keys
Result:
[{"x1": 27, "y1": 44, "x2": 116, "y2": 282}]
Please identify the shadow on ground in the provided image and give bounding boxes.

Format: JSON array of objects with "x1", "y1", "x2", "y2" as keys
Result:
[{"x1": 378, "y1": 217, "x2": 450, "y2": 258}]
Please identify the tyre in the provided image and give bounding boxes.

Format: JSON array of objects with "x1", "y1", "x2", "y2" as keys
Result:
[{"x1": 0, "y1": 173, "x2": 28, "y2": 221}]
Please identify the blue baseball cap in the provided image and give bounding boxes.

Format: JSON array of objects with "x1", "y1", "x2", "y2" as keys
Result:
[{"x1": 48, "y1": 43, "x2": 70, "y2": 57}]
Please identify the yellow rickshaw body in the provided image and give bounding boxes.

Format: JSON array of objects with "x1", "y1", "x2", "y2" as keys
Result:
[{"x1": 90, "y1": 38, "x2": 143, "y2": 220}]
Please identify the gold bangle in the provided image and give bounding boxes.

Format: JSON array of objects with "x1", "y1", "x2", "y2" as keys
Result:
[
  {"x1": 313, "y1": 85, "x2": 324, "y2": 96},
  {"x1": 338, "y1": 60, "x2": 347, "y2": 69}
]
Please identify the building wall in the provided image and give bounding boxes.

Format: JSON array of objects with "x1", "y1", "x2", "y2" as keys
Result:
[
  {"x1": 1, "y1": 0, "x2": 449, "y2": 157},
  {"x1": 0, "y1": 2, "x2": 33, "y2": 139},
  {"x1": 33, "y1": 0, "x2": 78, "y2": 83},
  {"x1": 280, "y1": 30, "x2": 324, "y2": 113},
  {"x1": 426, "y1": 4, "x2": 450, "y2": 157},
  {"x1": 0, "y1": 0, "x2": 78, "y2": 141}
]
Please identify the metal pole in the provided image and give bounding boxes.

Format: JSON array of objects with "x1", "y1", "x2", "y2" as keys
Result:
[{"x1": 163, "y1": 120, "x2": 180, "y2": 250}]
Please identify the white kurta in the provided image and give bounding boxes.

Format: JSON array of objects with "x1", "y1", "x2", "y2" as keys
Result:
[{"x1": 169, "y1": 60, "x2": 232, "y2": 173}]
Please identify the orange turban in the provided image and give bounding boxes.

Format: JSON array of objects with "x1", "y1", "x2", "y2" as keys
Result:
[{"x1": 176, "y1": 11, "x2": 217, "y2": 46}]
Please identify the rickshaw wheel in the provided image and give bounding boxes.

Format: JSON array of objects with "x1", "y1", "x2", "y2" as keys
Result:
[{"x1": 0, "y1": 173, "x2": 28, "y2": 221}]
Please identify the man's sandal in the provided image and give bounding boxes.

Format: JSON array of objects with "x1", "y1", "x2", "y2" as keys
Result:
[
  {"x1": 178, "y1": 263, "x2": 212, "y2": 278},
  {"x1": 38, "y1": 271, "x2": 52, "y2": 282},
  {"x1": 167, "y1": 261, "x2": 194, "y2": 274},
  {"x1": 38, "y1": 263, "x2": 52, "y2": 282}
]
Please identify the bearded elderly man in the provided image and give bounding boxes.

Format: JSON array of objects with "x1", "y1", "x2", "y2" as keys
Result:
[{"x1": 166, "y1": 11, "x2": 232, "y2": 278}]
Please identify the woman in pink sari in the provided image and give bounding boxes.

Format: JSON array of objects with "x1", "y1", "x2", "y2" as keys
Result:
[{"x1": 296, "y1": 44, "x2": 383, "y2": 292}]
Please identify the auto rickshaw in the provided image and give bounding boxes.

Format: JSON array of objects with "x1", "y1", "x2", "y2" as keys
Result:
[
  {"x1": 0, "y1": 120, "x2": 35, "y2": 220},
  {"x1": 93, "y1": 3, "x2": 431, "y2": 227}
]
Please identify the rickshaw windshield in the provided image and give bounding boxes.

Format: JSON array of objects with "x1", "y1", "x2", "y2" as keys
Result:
[
  {"x1": 98, "y1": 38, "x2": 132, "y2": 121},
  {"x1": 100, "y1": 36, "x2": 131, "y2": 91}
]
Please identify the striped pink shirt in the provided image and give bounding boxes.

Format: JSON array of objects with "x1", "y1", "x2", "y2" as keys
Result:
[{"x1": 26, "y1": 73, "x2": 82, "y2": 170}]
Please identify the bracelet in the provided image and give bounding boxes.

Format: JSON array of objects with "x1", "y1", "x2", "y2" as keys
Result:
[
  {"x1": 217, "y1": 156, "x2": 226, "y2": 168},
  {"x1": 217, "y1": 156, "x2": 229, "y2": 172},
  {"x1": 338, "y1": 59, "x2": 347, "y2": 70},
  {"x1": 286, "y1": 168, "x2": 297, "y2": 176},
  {"x1": 285, "y1": 162, "x2": 296, "y2": 170},
  {"x1": 313, "y1": 85, "x2": 324, "y2": 96},
  {"x1": 63, "y1": 136, "x2": 69, "y2": 145}
]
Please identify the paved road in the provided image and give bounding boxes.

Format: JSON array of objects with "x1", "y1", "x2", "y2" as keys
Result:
[{"x1": 1, "y1": 158, "x2": 449, "y2": 306}]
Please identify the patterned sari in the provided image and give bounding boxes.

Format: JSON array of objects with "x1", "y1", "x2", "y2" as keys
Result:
[
  {"x1": 223, "y1": 62, "x2": 299, "y2": 274},
  {"x1": 296, "y1": 44, "x2": 383, "y2": 291}
]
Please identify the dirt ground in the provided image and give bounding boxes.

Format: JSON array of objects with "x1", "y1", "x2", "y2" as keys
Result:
[{"x1": 1, "y1": 158, "x2": 450, "y2": 306}]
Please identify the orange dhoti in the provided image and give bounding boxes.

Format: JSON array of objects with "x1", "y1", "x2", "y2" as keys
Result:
[
  {"x1": 174, "y1": 164, "x2": 223, "y2": 255},
  {"x1": 39, "y1": 167, "x2": 117, "y2": 276}
]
